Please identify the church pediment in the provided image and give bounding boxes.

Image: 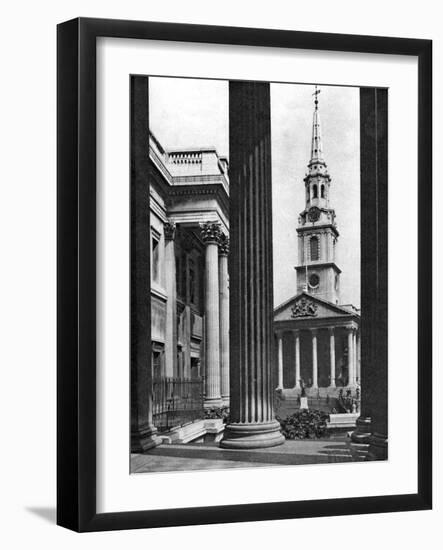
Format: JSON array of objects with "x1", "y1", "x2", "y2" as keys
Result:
[{"x1": 274, "y1": 292, "x2": 356, "y2": 322}]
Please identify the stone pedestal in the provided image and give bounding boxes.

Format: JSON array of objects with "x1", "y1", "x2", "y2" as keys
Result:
[
  {"x1": 220, "y1": 81, "x2": 284, "y2": 450},
  {"x1": 300, "y1": 396, "x2": 309, "y2": 410},
  {"x1": 351, "y1": 415, "x2": 372, "y2": 443}
]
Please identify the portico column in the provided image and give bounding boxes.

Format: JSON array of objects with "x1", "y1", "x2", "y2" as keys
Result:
[
  {"x1": 294, "y1": 330, "x2": 301, "y2": 389},
  {"x1": 352, "y1": 328, "x2": 357, "y2": 386},
  {"x1": 164, "y1": 220, "x2": 177, "y2": 378},
  {"x1": 130, "y1": 75, "x2": 160, "y2": 452},
  {"x1": 200, "y1": 221, "x2": 222, "y2": 408},
  {"x1": 328, "y1": 327, "x2": 336, "y2": 388},
  {"x1": 218, "y1": 234, "x2": 230, "y2": 405},
  {"x1": 311, "y1": 329, "x2": 318, "y2": 389},
  {"x1": 351, "y1": 88, "x2": 388, "y2": 457},
  {"x1": 220, "y1": 81, "x2": 284, "y2": 449},
  {"x1": 357, "y1": 330, "x2": 361, "y2": 384},
  {"x1": 276, "y1": 332, "x2": 283, "y2": 389},
  {"x1": 347, "y1": 327, "x2": 355, "y2": 387}
]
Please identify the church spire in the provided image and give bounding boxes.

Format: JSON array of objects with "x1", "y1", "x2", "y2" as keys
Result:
[
  {"x1": 308, "y1": 86, "x2": 328, "y2": 178},
  {"x1": 296, "y1": 85, "x2": 340, "y2": 304}
]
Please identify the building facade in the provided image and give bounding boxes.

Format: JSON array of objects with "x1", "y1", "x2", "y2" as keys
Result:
[
  {"x1": 148, "y1": 131, "x2": 230, "y2": 434},
  {"x1": 274, "y1": 89, "x2": 361, "y2": 398}
]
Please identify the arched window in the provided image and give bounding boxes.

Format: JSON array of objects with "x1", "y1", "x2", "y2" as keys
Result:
[
  {"x1": 310, "y1": 236, "x2": 319, "y2": 261},
  {"x1": 321, "y1": 184, "x2": 325, "y2": 198},
  {"x1": 313, "y1": 184, "x2": 318, "y2": 199}
]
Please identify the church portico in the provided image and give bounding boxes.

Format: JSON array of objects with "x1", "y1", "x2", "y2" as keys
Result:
[{"x1": 275, "y1": 308, "x2": 360, "y2": 396}]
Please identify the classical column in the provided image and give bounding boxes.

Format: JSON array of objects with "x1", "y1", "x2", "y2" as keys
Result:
[
  {"x1": 328, "y1": 327, "x2": 336, "y2": 388},
  {"x1": 164, "y1": 220, "x2": 177, "y2": 378},
  {"x1": 357, "y1": 330, "x2": 361, "y2": 384},
  {"x1": 347, "y1": 327, "x2": 355, "y2": 387},
  {"x1": 200, "y1": 221, "x2": 222, "y2": 408},
  {"x1": 130, "y1": 75, "x2": 160, "y2": 452},
  {"x1": 294, "y1": 330, "x2": 301, "y2": 389},
  {"x1": 311, "y1": 329, "x2": 318, "y2": 389},
  {"x1": 219, "y1": 234, "x2": 230, "y2": 405},
  {"x1": 276, "y1": 332, "x2": 283, "y2": 389},
  {"x1": 220, "y1": 81, "x2": 284, "y2": 449},
  {"x1": 352, "y1": 327, "x2": 358, "y2": 387},
  {"x1": 351, "y1": 88, "x2": 388, "y2": 457}
]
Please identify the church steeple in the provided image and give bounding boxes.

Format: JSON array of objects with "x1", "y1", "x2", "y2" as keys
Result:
[
  {"x1": 295, "y1": 86, "x2": 341, "y2": 304},
  {"x1": 309, "y1": 86, "x2": 325, "y2": 167}
]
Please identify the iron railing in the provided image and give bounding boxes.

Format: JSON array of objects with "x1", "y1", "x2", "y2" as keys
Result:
[{"x1": 152, "y1": 377, "x2": 204, "y2": 432}]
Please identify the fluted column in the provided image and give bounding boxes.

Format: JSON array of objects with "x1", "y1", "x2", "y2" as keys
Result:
[
  {"x1": 219, "y1": 234, "x2": 230, "y2": 405},
  {"x1": 352, "y1": 88, "x2": 388, "y2": 457},
  {"x1": 353, "y1": 328, "x2": 358, "y2": 386},
  {"x1": 311, "y1": 329, "x2": 318, "y2": 388},
  {"x1": 130, "y1": 75, "x2": 160, "y2": 452},
  {"x1": 200, "y1": 222, "x2": 222, "y2": 408},
  {"x1": 294, "y1": 330, "x2": 301, "y2": 389},
  {"x1": 221, "y1": 81, "x2": 284, "y2": 449},
  {"x1": 328, "y1": 327, "x2": 336, "y2": 388},
  {"x1": 164, "y1": 220, "x2": 177, "y2": 378},
  {"x1": 276, "y1": 332, "x2": 283, "y2": 389}
]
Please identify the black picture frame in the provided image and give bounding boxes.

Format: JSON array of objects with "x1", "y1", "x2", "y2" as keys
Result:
[{"x1": 57, "y1": 17, "x2": 432, "y2": 532}]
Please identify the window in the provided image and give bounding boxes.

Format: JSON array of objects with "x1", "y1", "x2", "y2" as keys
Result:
[
  {"x1": 189, "y1": 258, "x2": 196, "y2": 304},
  {"x1": 321, "y1": 184, "x2": 325, "y2": 198},
  {"x1": 312, "y1": 184, "x2": 318, "y2": 199},
  {"x1": 152, "y1": 351, "x2": 162, "y2": 379},
  {"x1": 310, "y1": 236, "x2": 319, "y2": 261},
  {"x1": 151, "y1": 234, "x2": 160, "y2": 282}
]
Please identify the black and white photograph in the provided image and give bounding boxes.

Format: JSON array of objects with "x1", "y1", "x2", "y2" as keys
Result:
[{"x1": 130, "y1": 76, "x2": 387, "y2": 474}]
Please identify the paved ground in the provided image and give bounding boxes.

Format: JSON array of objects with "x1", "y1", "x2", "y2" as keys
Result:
[{"x1": 131, "y1": 436, "x2": 369, "y2": 474}]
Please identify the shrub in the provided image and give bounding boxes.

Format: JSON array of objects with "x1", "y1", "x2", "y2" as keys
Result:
[
  {"x1": 204, "y1": 406, "x2": 230, "y2": 423},
  {"x1": 276, "y1": 409, "x2": 330, "y2": 439}
]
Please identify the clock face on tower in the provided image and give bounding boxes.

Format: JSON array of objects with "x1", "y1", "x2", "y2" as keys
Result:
[{"x1": 308, "y1": 206, "x2": 321, "y2": 222}]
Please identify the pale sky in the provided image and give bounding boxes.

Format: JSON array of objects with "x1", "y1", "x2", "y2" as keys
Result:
[{"x1": 149, "y1": 77, "x2": 360, "y2": 308}]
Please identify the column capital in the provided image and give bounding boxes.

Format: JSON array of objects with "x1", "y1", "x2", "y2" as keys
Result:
[
  {"x1": 310, "y1": 328, "x2": 318, "y2": 336},
  {"x1": 200, "y1": 221, "x2": 222, "y2": 245},
  {"x1": 328, "y1": 326, "x2": 335, "y2": 334},
  {"x1": 293, "y1": 328, "x2": 300, "y2": 336},
  {"x1": 163, "y1": 220, "x2": 176, "y2": 241},
  {"x1": 218, "y1": 233, "x2": 230, "y2": 256}
]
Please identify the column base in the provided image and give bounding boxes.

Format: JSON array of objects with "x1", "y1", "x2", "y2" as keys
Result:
[
  {"x1": 220, "y1": 420, "x2": 285, "y2": 449},
  {"x1": 367, "y1": 432, "x2": 388, "y2": 460},
  {"x1": 204, "y1": 397, "x2": 224, "y2": 409},
  {"x1": 350, "y1": 416, "x2": 372, "y2": 443},
  {"x1": 131, "y1": 424, "x2": 161, "y2": 453}
]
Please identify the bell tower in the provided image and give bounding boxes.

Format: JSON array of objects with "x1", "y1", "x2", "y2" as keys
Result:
[{"x1": 295, "y1": 87, "x2": 341, "y2": 304}]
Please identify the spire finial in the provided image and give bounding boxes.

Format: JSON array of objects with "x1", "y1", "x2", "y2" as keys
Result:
[{"x1": 313, "y1": 85, "x2": 321, "y2": 110}]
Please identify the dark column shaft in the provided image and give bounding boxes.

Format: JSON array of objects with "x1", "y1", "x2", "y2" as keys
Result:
[
  {"x1": 221, "y1": 81, "x2": 284, "y2": 449},
  {"x1": 130, "y1": 76, "x2": 159, "y2": 453},
  {"x1": 352, "y1": 88, "x2": 388, "y2": 459}
]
